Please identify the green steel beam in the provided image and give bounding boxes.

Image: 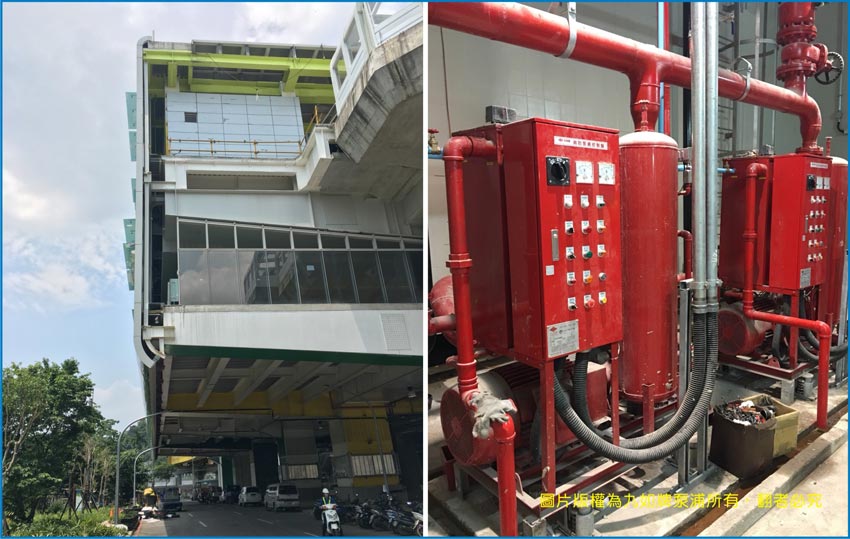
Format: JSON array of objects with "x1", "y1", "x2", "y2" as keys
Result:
[
  {"x1": 167, "y1": 62, "x2": 178, "y2": 88},
  {"x1": 188, "y1": 78, "x2": 335, "y2": 104},
  {"x1": 165, "y1": 344, "x2": 421, "y2": 367},
  {"x1": 143, "y1": 49, "x2": 334, "y2": 78}
]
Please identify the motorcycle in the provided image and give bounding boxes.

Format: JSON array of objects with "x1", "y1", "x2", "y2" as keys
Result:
[{"x1": 320, "y1": 502, "x2": 343, "y2": 536}]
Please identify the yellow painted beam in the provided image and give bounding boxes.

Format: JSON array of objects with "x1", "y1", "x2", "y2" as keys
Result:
[{"x1": 167, "y1": 62, "x2": 178, "y2": 88}]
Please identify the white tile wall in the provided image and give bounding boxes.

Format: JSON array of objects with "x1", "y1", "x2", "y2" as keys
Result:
[{"x1": 165, "y1": 89, "x2": 305, "y2": 158}]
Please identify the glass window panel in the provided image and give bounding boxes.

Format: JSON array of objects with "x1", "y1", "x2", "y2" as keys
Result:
[
  {"x1": 208, "y1": 250, "x2": 241, "y2": 304},
  {"x1": 321, "y1": 234, "x2": 346, "y2": 249},
  {"x1": 178, "y1": 250, "x2": 210, "y2": 304},
  {"x1": 266, "y1": 251, "x2": 299, "y2": 304},
  {"x1": 350, "y1": 251, "x2": 385, "y2": 303},
  {"x1": 376, "y1": 238, "x2": 401, "y2": 249},
  {"x1": 406, "y1": 250, "x2": 423, "y2": 302},
  {"x1": 348, "y1": 236, "x2": 374, "y2": 249},
  {"x1": 265, "y1": 229, "x2": 292, "y2": 249},
  {"x1": 208, "y1": 224, "x2": 235, "y2": 248},
  {"x1": 293, "y1": 232, "x2": 319, "y2": 249},
  {"x1": 179, "y1": 222, "x2": 206, "y2": 248},
  {"x1": 323, "y1": 252, "x2": 356, "y2": 303},
  {"x1": 403, "y1": 239, "x2": 423, "y2": 249},
  {"x1": 236, "y1": 227, "x2": 263, "y2": 249},
  {"x1": 237, "y1": 251, "x2": 272, "y2": 305},
  {"x1": 379, "y1": 251, "x2": 414, "y2": 303},
  {"x1": 295, "y1": 251, "x2": 327, "y2": 303}
]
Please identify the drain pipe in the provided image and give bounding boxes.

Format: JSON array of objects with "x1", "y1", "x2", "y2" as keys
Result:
[{"x1": 741, "y1": 163, "x2": 832, "y2": 430}]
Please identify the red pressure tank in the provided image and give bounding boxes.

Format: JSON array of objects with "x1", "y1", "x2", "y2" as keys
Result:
[
  {"x1": 440, "y1": 361, "x2": 609, "y2": 466},
  {"x1": 821, "y1": 157, "x2": 848, "y2": 325},
  {"x1": 618, "y1": 131, "x2": 679, "y2": 404}
]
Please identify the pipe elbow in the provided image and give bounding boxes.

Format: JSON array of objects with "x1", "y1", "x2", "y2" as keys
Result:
[
  {"x1": 813, "y1": 320, "x2": 832, "y2": 338},
  {"x1": 492, "y1": 416, "x2": 517, "y2": 442},
  {"x1": 677, "y1": 230, "x2": 693, "y2": 241},
  {"x1": 443, "y1": 136, "x2": 497, "y2": 162},
  {"x1": 746, "y1": 162, "x2": 769, "y2": 178}
]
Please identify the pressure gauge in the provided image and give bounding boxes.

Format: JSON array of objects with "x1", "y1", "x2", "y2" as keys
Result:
[
  {"x1": 598, "y1": 162, "x2": 615, "y2": 185},
  {"x1": 576, "y1": 161, "x2": 594, "y2": 184}
]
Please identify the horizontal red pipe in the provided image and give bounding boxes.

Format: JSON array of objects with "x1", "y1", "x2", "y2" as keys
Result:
[
  {"x1": 443, "y1": 136, "x2": 498, "y2": 398},
  {"x1": 741, "y1": 163, "x2": 831, "y2": 430},
  {"x1": 430, "y1": 2, "x2": 822, "y2": 152}
]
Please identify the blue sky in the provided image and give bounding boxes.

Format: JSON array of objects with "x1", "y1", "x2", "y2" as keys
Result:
[{"x1": 2, "y1": 2, "x2": 355, "y2": 428}]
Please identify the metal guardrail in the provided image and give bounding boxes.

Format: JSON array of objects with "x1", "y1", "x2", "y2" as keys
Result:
[
  {"x1": 330, "y1": 2, "x2": 422, "y2": 108},
  {"x1": 167, "y1": 137, "x2": 304, "y2": 158}
]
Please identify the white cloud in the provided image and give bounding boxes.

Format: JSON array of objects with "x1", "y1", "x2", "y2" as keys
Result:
[{"x1": 94, "y1": 378, "x2": 146, "y2": 430}]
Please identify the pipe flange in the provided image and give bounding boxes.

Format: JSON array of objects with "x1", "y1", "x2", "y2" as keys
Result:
[
  {"x1": 558, "y1": 2, "x2": 578, "y2": 58},
  {"x1": 733, "y1": 57, "x2": 753, "y2": 100}
]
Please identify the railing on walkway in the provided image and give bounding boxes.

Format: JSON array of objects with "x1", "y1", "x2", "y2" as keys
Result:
[{"x1": 330, "y1": 2, "x2": 422, "y2": 108}]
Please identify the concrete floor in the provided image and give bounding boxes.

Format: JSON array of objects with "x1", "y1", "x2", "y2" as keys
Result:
[
  {"x1": 428, "y1": 358, "x2": 848, "y2": 536},
  {"x1": 744, "y1": 439, "x2": 848, "y2": 537}
]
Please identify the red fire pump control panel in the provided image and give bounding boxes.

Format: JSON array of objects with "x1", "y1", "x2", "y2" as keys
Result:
[
  {"x1": 457, "y1": 119, "x2": 623, "y2": 366},
  {"x1": 719, "y1": 154, "x2": 832, "y2": 293}
]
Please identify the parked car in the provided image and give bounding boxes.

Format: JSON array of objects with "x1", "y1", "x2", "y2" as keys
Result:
[
  {"x1": 264, "y1": 483, "x2": 301, "y2": 511},
  {"x1": 238, "y1": 486, "x2": 262, "y2": 506}
]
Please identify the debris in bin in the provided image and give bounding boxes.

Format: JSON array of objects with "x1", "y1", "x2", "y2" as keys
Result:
[{"x1": 716, "y1": 399, "x2": 776, "y2": 426}]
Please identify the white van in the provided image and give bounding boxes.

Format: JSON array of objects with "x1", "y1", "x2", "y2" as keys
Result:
[{"x1": 264, "y1": 483, "x2": 301, "y2": 511}]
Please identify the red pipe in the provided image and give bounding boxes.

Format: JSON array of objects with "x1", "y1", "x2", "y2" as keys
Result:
[
  {"x1": 678, "y1": 230, "x2": 693, "y2": 279},
  {"x1": 741, "y1": 163, "x2": 831, "y2": 430},
  {"x1": 493, "y1": 418, "x2": 517, "y2": 537},
  {"x1": 663, "y1": 2, "x2": 671, "y2": 137},
  {"x1": 429, "y1": 2, "x2": 823, "y2": 152},
  {"x1": 442, "y1": 136, "x2": 498, "y2": 399}
]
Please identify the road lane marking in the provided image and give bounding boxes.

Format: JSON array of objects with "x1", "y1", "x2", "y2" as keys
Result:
[
  {"x1": 257, "y1": 518, "x2": 273, "y2": 524},
  {"x1": 304, "y1": 533, "x2": 319, "y2": 537},
  {"x1": 186, "y1": 513, "x2": 193, "y2": 517},
  {"x1": 233, "y1": 511, "x2": 243, "y2": 515},
  {"x1": 198, "y1": 521, "x2": 208, "y2": 528}
]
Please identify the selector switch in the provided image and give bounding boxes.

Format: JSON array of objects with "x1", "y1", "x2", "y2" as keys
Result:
[
  {"x1": 565, "y1": 221, "x2": 575, "y2": 235},
  {"x1": 564, "y1": 195, "x2": 573, "y2": 209},
  {"x1": 597, "y1": 244, "x2": 607, "y2": 257},
  {"x1": 566, "y1": 247, "x2": 576, "y2": 260},
  {"x1": 568, "y1": 297, "x2": 578, "y2": 311},
  {"x1": 597, "y1": 219, "x2": 606, "y2": 233},
  {"x1": 596, "y1": 195, "x2": 606, "y2": 208},
  {"x1": 580, "y1": 195, "x2": 590, "y2": 209},
  {"x1": 546, "y1": 156, "x2": 571, "y2": 186},
  {"x1": 567, "y1": 272, "x2": 576, "y2": 285}
]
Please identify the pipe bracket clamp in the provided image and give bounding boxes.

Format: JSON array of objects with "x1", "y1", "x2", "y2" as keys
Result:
[
  {"x1": 558, "y1": 2, "x2": 578, "y2": 58},
  {"x1": 733, "y1": 57, "x2": 753, "y2": 100}
]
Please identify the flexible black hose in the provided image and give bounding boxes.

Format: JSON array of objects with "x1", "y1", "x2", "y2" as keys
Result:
[
  {"x1": 796, "y1": 302, "x2": 847, "y2": 357},
  {"x1": 772, "y1": 323, "x2": 785, "y2": 359},
  {"x1": 571, "y1": 316, "x2": 709, "y2": 450},
  {"x1": 551, "y1": 313, "x2": 716, "y2": 464}
]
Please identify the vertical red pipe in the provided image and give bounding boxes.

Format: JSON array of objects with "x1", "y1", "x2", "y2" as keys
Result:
[
  {"x1": 663, "y1": 2, "x2": 671, "y2": 136},
  {"x1": 442, "y1": 136, "x2": 498, "y2": 399},
  {"x1": 678, "y1": 229, "x2": 693, "y2": 279},
  {"x1": 493, "y1": 419, "x2": 517, "y2": 537},
  {"x1": 741, "y1": 163, "x2": 832, "y2": 430}
]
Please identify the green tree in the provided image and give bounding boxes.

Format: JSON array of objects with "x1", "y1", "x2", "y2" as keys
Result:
[{"x1": 2, "y1": 359, "x2": 105, "y2": 523}]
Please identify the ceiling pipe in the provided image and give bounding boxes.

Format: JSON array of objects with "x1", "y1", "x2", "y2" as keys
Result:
[{"x1": 429, "y1": 2, "x2": 824, "y2": 153}]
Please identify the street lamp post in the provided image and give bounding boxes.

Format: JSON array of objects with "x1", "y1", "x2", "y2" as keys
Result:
[
  {"x1": 132, "y1": 446, "x2": 161, "y2": 507},
  {"x1": 114, "y1": 412, "x2": 162, "y2": 524}
]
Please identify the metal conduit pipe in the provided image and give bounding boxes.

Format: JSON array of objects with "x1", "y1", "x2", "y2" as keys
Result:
[
  {"x1": 741, "y1": 163, "x2": 832, "y2": 430},
  {"x1": 706, "y1": 2, "x2": 720, "y2": 308},
  {"x1": 429, "y1": 2, "x2": 823, "y2": 152},
  {"x1": 692, "y1": 1, "x2": 708, "y2": 307}
]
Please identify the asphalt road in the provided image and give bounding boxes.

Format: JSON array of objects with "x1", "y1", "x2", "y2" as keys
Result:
[{"x1": 158, "y1": 501, "x2": 396, "y2": 536}]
